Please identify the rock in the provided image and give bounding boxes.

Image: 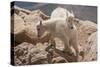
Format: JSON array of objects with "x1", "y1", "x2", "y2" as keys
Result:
[
  {"x1": 31, "y1": 9, "x2": 50, "y2": 20},
  {"x1": 24, "y1": 10, "x2": 49, "y2": 23},
  {"x1": 12, "y1": 5, "x2": 32, "y2": 15},
  {"x1": 14, "y1": 42, "x2": 34, "y2": 65},
  {"x1": 24, "y1": 24, "x2": 39, "y2": 39},
  {"x1": 83, "y1": 32, "x2": 97, "y2": 61},
  {"x1": 24, "y1": 13, "x2": 41, "y2": 23},
  {"x1": 74, "y1": 19, "x2": 97, "y2": 52},
  {"x1": 14, "y1": 31, "x2": 38, "y2": 46},
  {"x1": 23, "y1": 10, "x2": 50, "y2": 39},
  {"x1": 14, "y1": 42, "x2": 49, "y2": 65},
  {"x1": 28, "y1": 43, "x2": 48, "y2": 64},
  {"x1": 30, "y1": 50, "x2": 48, "y2": 64},
  {"x1": 14, "y1": 56, "x2": 22, "y2": 65},
  {"x1": 52, "y1": 56, "x2": 68, "y2": 63},
  {"x1": 11, "y1": 13, "x2": 39, "y2": 45},
  {"x1": 45, "y1": 45, "x2": 68, "y2": 63},
  {"x1": 11, "y1": 13, "x2": 25, "y2": 34},
  {"x1": 18, "y1": 11, "x2": 28, "y2": 19},
  {"x1": 21, "y1": 10, "x2": 42, "y2": 39},
  {"x1": 12, "y1": 9, "x2": 50, "y2": 45}
]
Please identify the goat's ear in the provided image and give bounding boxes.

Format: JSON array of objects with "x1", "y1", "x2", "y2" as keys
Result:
[
  {"x1": 71, "y1": 10, "x2": 73, "y2": 14},
  {"x1": 71, "y1": 10, "x2": 75, "y2": 17}
]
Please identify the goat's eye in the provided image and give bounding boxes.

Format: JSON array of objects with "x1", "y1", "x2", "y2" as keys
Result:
[
  {"x1": 76, "y1": 20, "x2": 79, "y2": 23},
  {"x1": 70, "y1": 26, "x2": 73, "y2": 29}
]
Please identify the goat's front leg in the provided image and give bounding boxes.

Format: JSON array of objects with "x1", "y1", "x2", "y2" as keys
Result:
[
  {"x1": 49, "y1": 36, "x2": 56, "y2": 49},
  {"x1": 71, "y1": 37, "x2": 79, "y2": 61},
  {"x1": 61, "y1": 36, "x2": 73, "y2": 55}
]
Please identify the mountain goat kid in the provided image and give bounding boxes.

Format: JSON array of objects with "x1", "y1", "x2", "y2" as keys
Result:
[{"x1": 37, "y1": 17, "x2": 79, "y2": 61}]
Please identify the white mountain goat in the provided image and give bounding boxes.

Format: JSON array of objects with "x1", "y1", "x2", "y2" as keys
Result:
[{"x1": 37, "y1": 15, "x2": 79, "y2": 61}]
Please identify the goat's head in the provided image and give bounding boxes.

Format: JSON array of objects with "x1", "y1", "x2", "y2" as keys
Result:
[
  {"x1": 68, "y1": 10, "x2": 80, "y2": 26},
  {"x1": 67, "y1": 16, "x2": 75, "y2": 29},
  {"x1": 37, "y1": 21, "x2": 46, "y2": 38},
  {"x1": 67, "y1": 15, "x2": 80, "y2": 29},
  {"x1": 69, "y1": 17, "x2": 81, "y2": 27}
]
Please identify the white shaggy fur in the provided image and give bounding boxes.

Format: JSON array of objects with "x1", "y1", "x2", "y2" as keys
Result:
[
  {"x1": 51, "y1": 7, "x2": 74, "y2": 19},
  {"x1": 37, "y1": 17, "x2": 79, "y2": 61}
]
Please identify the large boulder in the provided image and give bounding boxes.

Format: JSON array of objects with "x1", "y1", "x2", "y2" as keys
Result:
[
  {"x1": 23, "y1": 10, "x2": 50, "y2": 39},
  {"x1": 11, "y1": 13, "x2": 25, "y2": 34},
  {"x1": 74, "y1": 19, "x2": 97, "y2": 52},
  {"x1": 12, "y1": 5, "x2": 32, "y2": 15},
  {"x1": 14, "y1": 42, "x2": 49, "y2": 65},
  {"x1": 83, "y1": 32, "x2": 97, "y2": 61},
  {"x1": 14, "y1": 31, "x2": 38, "y2": 46},
  {"x1": 11, "y1": 9, "x2": 50, "y2": 45},
  {"x1": 14, "y1": 42, "x2": 34, "y2": 65},
  {"x1": 26, "y1": 43, "x2": 49, "y2": 64},
  {"x1": 11, "y1": 12, "x2": 39, "y2": 45},
  {"x1": 18, "y1": 11, "x2": 28, "y2": 19}
]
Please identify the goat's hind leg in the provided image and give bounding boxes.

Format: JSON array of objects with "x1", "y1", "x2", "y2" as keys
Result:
[{"x1": 71, "y1": 39, "x2": 79, "y2": 61}]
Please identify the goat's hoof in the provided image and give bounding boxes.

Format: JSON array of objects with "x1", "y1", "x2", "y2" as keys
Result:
[{"x1": 62, "y1": 50, "x2": 74, "y2": 56}]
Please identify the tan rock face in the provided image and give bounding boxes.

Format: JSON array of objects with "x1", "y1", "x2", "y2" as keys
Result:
[
  {"x1": 14, "y1": 42, "x2": 34, "y2": 65},
  {"x1": 11, "y1": 12, "x2": 39, "y2": 45},
  {"x1": 23, "y1": 10, "x2": 50, "y2": 39},
  {"x1": 23, "y1": 11, "x2": 42, "y2": 39},
  {"x1": 14, "y1": 42, "x2": 49, "y2": 65},
  {"x1": 24, "y1": 24, "x2": 38, "y2": 39},
  {"x1": 11, "y1": 13, "x2": 25, "y2": 34},
  {"x1": 75, "y1": 20, "x2": 97, "y2": 52},
  {"x1": 83, "y1": 32, "x2": 97, "y2": 61},
  {"x1": 11, "y1": 9, "x2": 50, "y2": 45},
  {"x1": 13, "y1": 5, "x2": 32, "y2": 15},
  {"x1": 18, "y1": 11, "x2": 27, "y2": 19}
]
